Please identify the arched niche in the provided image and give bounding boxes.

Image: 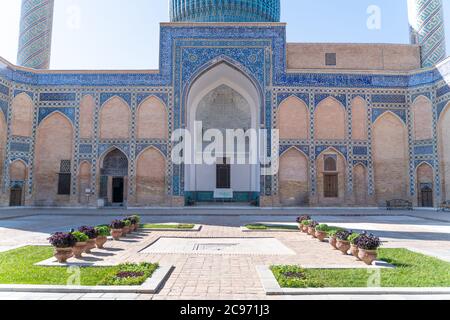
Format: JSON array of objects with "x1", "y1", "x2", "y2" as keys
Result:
[
  {"x1": 137, "y1": 96, "x2": 168, "y2": 139},
  {"x1": 99, "y1": 96, "x2": 130, "y2": 139},
  {"x1": 278, "y1": 96, "x2": 309, "y2": 140},
  {"x1": 136, "y1": 147, "x2": 166, "y2": 205},
  {"x1": 278, "y1": 147, "x2": 309, "y2": 206},
  {"x1": 11, "y1": 93, "x2": 33, "y2": 137},
  {"x1": 315, "y1": 97, "x2": 346, "y2": 140}
]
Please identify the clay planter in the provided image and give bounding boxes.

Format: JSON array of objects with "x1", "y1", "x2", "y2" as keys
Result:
[
  {"x1": 307, "y1": 227, "x2": 315, "y2": 236},
  {"x1": 329, "y1": 236, "x2": 338, "y2": 249},
  {"x1": 134, "y1": 224, "x2": 140, "y2": 231},
  {"x1": 111, "y1": 229, "x2": 122, "y2": 240},
  {"x1": 122, "y1": 226, "x2": 130, "y2": 236},
  {"x1": 85, "y1": 239, "x2": 96, "y2": 253},
  {"x1": 336, "y1": 240, "x2": 351, "y2": 255},
  {"x1": 302, "y1": 225, "x2": 308, "y2": 233},
  {"x1": 73, "y1": 242, "x2": 87, "y2": 259},
  {"x1": 96, "y1": 236, "x2": 108, "y2": 249},
  {"x1": 54, "y1": 247, "x2": 73, "y2": 263},
  {"x1": 350, "y1": 244, "x2": 360, "y2": 260},
  {"x1": 315, "y1": 230, "x2": 328, "y2": 242},
  {"x1": 358, "y1": 249, "x2": 378, "y2": 265}
]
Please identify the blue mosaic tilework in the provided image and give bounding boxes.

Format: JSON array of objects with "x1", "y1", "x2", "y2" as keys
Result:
[
  {"x1": 437, "y1": 84, "x2": 450, "y2": 97},
  {"x1": 372, "y1": 94, "x2": 406, "y2": 104},
  {"x1": 0, "y1": 83, "x2": 9, "y2": 95},
  {"x1": 39, "y1": 92, "x2": 76, "y2": 102},
  {"x1": 372, "y1": 108, "x2": 407, "y2": 123},
  {"x1": 98, "y1": 144, "x2": 131, "y2": 157},
  {"x1": 353, "y1": 146, "x2": 368, "y2": 156},
  {"x1": 314, "y1": 94, "x2": 346, "y2": 107},
  {"x1": 315, "y1": 145, "x2": 347, "y2": 159},
  {"x1": 38, "y1": 107, "x2": 75, "y2": 124},
  {"x1": 0, "y1": 100, "x2": 8, "y2": 117},
  {"x1": 438, "y1": 100, "x2": 450, "y2": 118},
  {"x1": 79, "y1": 144, "x2": 93, "y2": 154},
  {"x1": 279, "y1": 145, "x2": 309, "y2": 157},
  {"x1": 10, "y1": 142, "x2": 30, "y2": 153},
  {"x1": 13, "y1": 89, "x2": 33, "y2": 98},
  {"x1": 100, "y1": 92, "x2": 132, "y2": 106},
  {"x1": 415, "y1": 160, "x2": 435, "y2": 168},
  {"x1": 136, "y1": 144, "x2": 167, "y2": 157},
  {"x1": 414, "y1": 145, "x2": 434, "y2": 155},
  {"x1": 276, "y1": 92, "x2": 309, "y2": 106},
  {"x1": 136, "y1": 93, "x2": 168, "y2": 106}
]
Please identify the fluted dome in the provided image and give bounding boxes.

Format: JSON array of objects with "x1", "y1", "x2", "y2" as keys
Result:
[{"x1": 170, "y1": 0, "x2": 281, "y2": 23}]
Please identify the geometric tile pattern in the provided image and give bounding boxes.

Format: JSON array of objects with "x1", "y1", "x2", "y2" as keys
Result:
[{"x1": 17, "y1": 0, "x2": 54, "y2": 69}]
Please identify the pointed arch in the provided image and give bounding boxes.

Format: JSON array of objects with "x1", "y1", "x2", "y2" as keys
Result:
[
  {"x1": 351, "y1": 96, "x2": 367, "y2": 140},
  {"x1": 34, "y1": 112, "x2": 74, "y2": 204},
  {"x1": 11, "y1": 92, "x2": 33, "y2": 137},
  {"x1": 136, "y1": 95, "x2": 168, "y2": 139},
  {"x1": 353, "y1": 163, "x2": 367, "y2": 205},
  {"x1": 99, "y1": 96, "x2": 130, "y2": 139},
  {"x1": 438, "y1": 102, "x2": 450, "y2": 201},
  {"x1": 316, "y1": 146, "x2": 346, "y2": 205},
  {"x1": 315, "y1": 96, "x2": 346, "y2": 140},
  {"x1": 416, "y1": 162, "x2": 434, "y2": 207},
  {"x1": 9, "y1": 159, "x2": 27, "y2": 182},
  {"x1": 79, "y1": 95, "x2": 95, "y2": 139},
  {"x1": 136, "y1": 146, "x2": 166, "y2": 205},
  {"x1": 412, "y1": 95, "x2": 433, "y2": 140},
  {"x1": 279, "y1": 147, "x2": 309, "y2": 206},
  {"x1": 373, "y1": 111, "x2": 409, "y2": 205},
  {"x1": 278, "y1": 95, "x2": 309, "y2": 139}
]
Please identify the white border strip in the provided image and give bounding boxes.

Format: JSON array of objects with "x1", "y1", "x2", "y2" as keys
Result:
[
  {"x1": 240, "y1": 226, "x2": 299, "y2": 233},
  {"x1": 140, "y1": 224, "x2": 202, "y2": 232},
  {"x1": 256, "y1": 265, "x2": 450, "y2": 296}
]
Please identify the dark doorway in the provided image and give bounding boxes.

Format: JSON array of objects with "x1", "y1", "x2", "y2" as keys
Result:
[
  {"x1": 216, "y1": 158, "x2": 231, "y2": 189},
  {"x1": 9, "y1": 186, "x2": 23, "y2": 207},
  {"x1": 324, "y1": 174, "x2": 338, "y2": 198},
  {"x1": 420, "y1": 184, "x2": 433, "y2": 207},
  {"x1": 112, "y1": 177, "x2": 124, "y2": 203}
]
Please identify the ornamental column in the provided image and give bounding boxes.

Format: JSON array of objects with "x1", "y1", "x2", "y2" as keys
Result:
[
  {"x1": 408, "y1": 0, "x2": 447, "y2": 67},
  {"x1": 17, "y1": 0, "x2": 55, "y2": 69}
]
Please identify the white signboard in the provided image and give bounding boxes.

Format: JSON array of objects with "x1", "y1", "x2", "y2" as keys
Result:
[{"x1": 214, "y1": 189, "x2": 233, "y2": 199}]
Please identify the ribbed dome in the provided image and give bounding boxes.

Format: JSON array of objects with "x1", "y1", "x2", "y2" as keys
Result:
[{"x1": 170, "y1": 0, "x2": 281, "y2": 22}]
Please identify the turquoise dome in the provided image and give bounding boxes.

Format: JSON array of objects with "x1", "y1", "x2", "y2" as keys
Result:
[{"x1": 170, "y1": 0, "x2": 281, "y2": 22}]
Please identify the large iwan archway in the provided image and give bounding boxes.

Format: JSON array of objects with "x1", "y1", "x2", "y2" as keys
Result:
[{"x1": 185, "y1": 62, "x2": 261, "y2": 203}]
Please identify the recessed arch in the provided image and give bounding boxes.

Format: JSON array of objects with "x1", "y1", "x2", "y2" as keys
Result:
[
  {"x1": 373, "y1": 110, "x2": 407, "y2": 128},
  {"x1": 278, "y1": 95, "x2": 309, "y2": 139},
  {"x1": 137, "y1": 95, "x2": 168, "y2": 139},
  {"x1": 278, "y1": 147, "x2": 309, "y2": 206},
  {"x1": 11, "y1": 92, "x2": 34, "y2": 137},
  {"x1": 438, "y1": 102, "x2": 450, "y2": 201},
  {"x1": 416, "y1": 162, "x2": 434, "y2": 207},
  {"x1": 136, "y1": 146, "x2": 166, "y2": 205},
  {"x1": 316, "y1": 146, "x2": 346, "y2": 205},
  {"x1": 99, "y1": 96, "x2": 130, "y2": 139},
  {"x1": 353, "y1": 163, "x2": 368, "y2": 205},
  {"x1": 411, "y1": 95, "x2": 433, "y2": 140},
  {"x1": 10, "y1": 159, "x2": 27, "y2": 181},
  {"x1": 315, "y1": 96, "x2": 346, "y2": 140},
  {"x1": 373, "y1": 111, "x2": 409, "y2": 205}
]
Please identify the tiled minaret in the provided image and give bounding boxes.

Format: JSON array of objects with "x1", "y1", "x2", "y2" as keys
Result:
[
  {"x1": 17, "y1": 0, "x2": 55, "y2": 69},
  {"x1": 408, "y1": 0, "x2": 447, "y2": 67}
]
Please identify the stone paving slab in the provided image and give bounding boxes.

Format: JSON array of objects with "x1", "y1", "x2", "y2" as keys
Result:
[{"x1": 141, "y1": 224, "x2": 202, "y2": 232}]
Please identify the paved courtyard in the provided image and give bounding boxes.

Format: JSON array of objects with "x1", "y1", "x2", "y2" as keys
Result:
[{"x1": 0, "y1": 208, "x2": 449, "y2": 300}]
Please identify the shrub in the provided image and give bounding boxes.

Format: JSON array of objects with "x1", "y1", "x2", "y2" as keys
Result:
[
  {"x1": 296, "y1": 215, "x2": 311, "y2": 223},
  {"x1": 355, "y1": 233, "x2": 381, "y2": 250},
  {"x1": 309, "y1": 221, "x2": 319, "y2": 229},
  {"x1": 301, "y1": 220, "x2": 312, "y2": 226},
  {"x1": 348, "y1": 233, "x2": 361, "y2": 245},
  {"x1": 327, "y1": 227, "x2": 345, "y2": 237},
  {"x1": 110, "y1": 220, "x2": 125, "y2": 229},
  {"x1": 315, "y1": 224, "x2": 330, "y2": 232},
  {"x1": 335, "y1": 230, "x2": 351, "y2": 241},
  {"x1": 78, "y1": 226, "x2": 98, "y2": 239},
  {"x1": 131, "y1": 215, "x2": 141, "y2": 224},
  {"x1": 95, "y1": 226, "x2": 110, "y2": 237},
  {"x1": 48, "y1": 232, "x2": 76, "y2": 248},
  {"x1": 71, "y1": 231, "x2": 89, "y2": 243},
  {"x1": 125, "y1": 216, "x2": 137, "y2": 225},
  {"x1": 123, "y1": 219, "x2": 132, "y2": 227},
  {"x1": 99, "y1": 263, "x2": 158, "y2": 286}
]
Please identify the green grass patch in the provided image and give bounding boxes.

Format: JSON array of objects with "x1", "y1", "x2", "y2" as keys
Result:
[
  {"x1": 0, "y1": 246, "x2": 157, "y2": 286},
  {"x1": 141, "y1": 223, "x2": 195, "y2": 229},
  {"x1": 245, "y1": 224, "x2": 298, "y2": 230},
  {"x1": 271, "y1": 249, "x2": 450, "y2": 288}
]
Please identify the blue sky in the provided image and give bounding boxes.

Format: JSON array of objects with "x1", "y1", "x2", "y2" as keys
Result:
[{"x1": 0, "y1": 0, "x2": 449, "y2": 69}]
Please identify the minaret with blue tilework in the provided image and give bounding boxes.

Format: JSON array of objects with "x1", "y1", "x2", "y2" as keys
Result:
[
  {"x1": 17, "y1": 0, "x2": 54, "y2": 69},
  {"x1": 408, "y1": 0, "x2": 447, "y2": 67},
  {"x1": 170, "y1": 0, "x2": 280, "y2": 23}
]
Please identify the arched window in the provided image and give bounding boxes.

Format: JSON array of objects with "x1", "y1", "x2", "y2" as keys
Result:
[{"x1": 324, "y1": 155, "x2": 337, "y2": 172}]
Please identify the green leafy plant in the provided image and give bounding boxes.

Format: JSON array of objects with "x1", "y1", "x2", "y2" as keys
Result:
[
  {"x1": 301, "y1": 220, "x2": 312, "y2": 226},
  {"x1": 95, "y1": 226, "x2": 110, "y2": 237},
  {"x1": 327, "y1": 227, "x2": 345, "y2": 237},
  {"x1": 131, "y1": 215, "x2": 141, "y2": 224},
  {"x1": 315, "y1": 224, "x2": 330, "y2": 232},
  {"x1": 348, "y1": 232, "x2": 361, "y2": 245},
  {"x1": 123, "y1": 219, "x2": 132, "y2": 227},
  {"x1": 99, "y1": 262, "x2": 158, "y2": 286},
  {"x1": 71, "y1": 231, "x2": 89, "y2": 243}
]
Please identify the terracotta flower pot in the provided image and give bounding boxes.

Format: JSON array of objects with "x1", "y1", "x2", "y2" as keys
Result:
[
  {"x1": 54, "y1": 247, "x2": 73, "y2": 263},
  {"x1": 302, "y1": 225, "x2": 308, "y2": 233},
  {"x1": 96, "y1": 236, "x2": 108, "y2": 249},
  {"x1": 308, "y1": 227, "x2": 316, "y2": 237},
  {"x1": 122, "y1": 226, "x2": 130, "y2": 236},
  {"x1": 73, "y1": 242, "x2": 87, "y2": 259},
  {"x1": 85, "y1": 239, "x2": 96, "y2": 253},
  {"x1": 111, "y1": 229, "x2": 122, "y2": 240},
  {"x1": 134, "y1": 224, "x2": 140, "y2": 231},
  {"x1": 315, "y1": 230, "x2": 327, "y2": 242},
  {"x1": 336, "y1": 240, "x2": 351, "y2": 255},
  {"x1": 358, "y1": 249, "x2": 378, "y2": 265},
  {"x1": 350, "y1": 244, "x2": 360, "y2": 260},
  {"x1": 329, "y1": 236, "x2": 338, "y2": 249}
]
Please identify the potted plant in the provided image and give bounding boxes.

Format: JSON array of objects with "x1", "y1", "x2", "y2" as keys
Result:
[
  {"x1": 335, "y1": 230, "x2": 352, "y2": 255},
  {"x1": 48, "y1": 232, "x2": 76, "y2": 263},
  {"x1": 110, "y1": 220, "x2": 125, "y2": 240},
  {"x1": 296, "y1": 215, "x2": 311, "y2": 230},
  {"x1": 122, "y1": 219, "x2": 132, "y2": 236},
  {"x1": 315, "y1": 224, "x2": 330, "y2": 242},
  {"x1": 348, "y1": 232, "x2": 361, "y2": 259},
  {"x1": 327, "y1": 228, "x2": 344, "y2": 250},
  {"x1": 132, "y1": 215, "x2": 141, "y2": 230},
  {"x1": 300, "y1": 220, "x2": 311, "y2": 233},
  {"x1": 308, "y1": 221, "x2": 319, "y2": 237},
  {"x1": 71, "y1": 231, "x2": 89, "y2": 258},
  {"x1": 95, "y1": 226, "x2": 110, "y2": 248},
  {"x1": 355, "y1": 233, "x2": 382, "y2": 265},
  {"x1": 78, "y1": 226, "x2": 98, "y2": 253}
]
